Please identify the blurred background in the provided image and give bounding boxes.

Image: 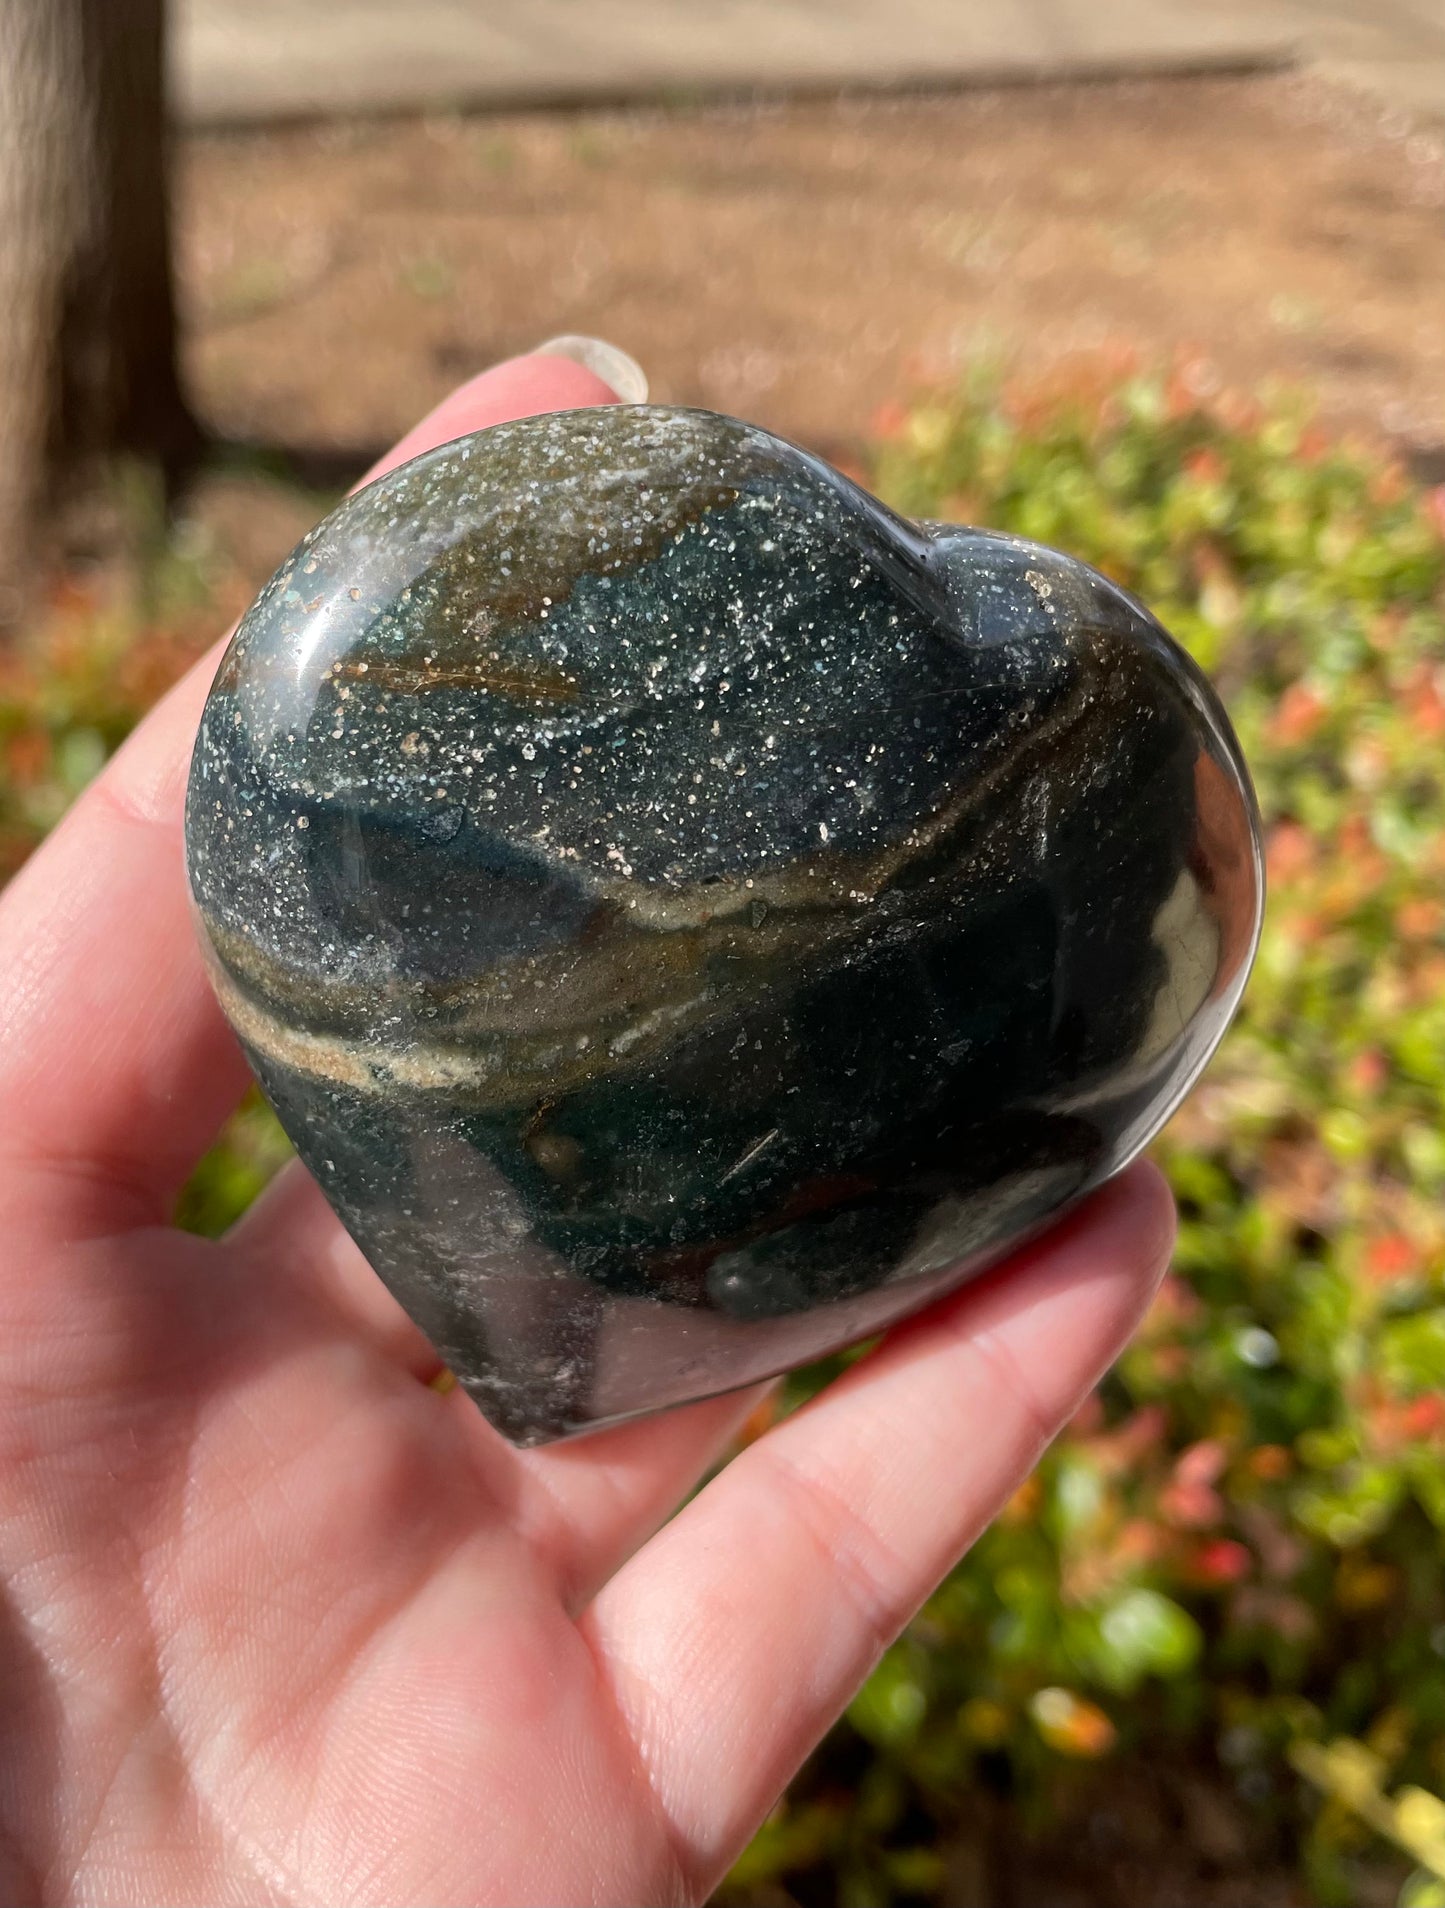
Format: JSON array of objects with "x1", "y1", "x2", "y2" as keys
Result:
[{"x1": 4, "y1": 3, "x2": 1445, "y2": 1902}]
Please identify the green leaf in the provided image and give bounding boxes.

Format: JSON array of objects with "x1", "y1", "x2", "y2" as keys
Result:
[{"x1": 1090, "y1": 1589, "x2": 1202, "y2": 1690}]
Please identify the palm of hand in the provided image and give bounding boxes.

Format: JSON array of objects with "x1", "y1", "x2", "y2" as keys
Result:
[
  {"x1": 0, "y1": 356, "x2": 1171, "y2": 1907},
  {"x1": 0, "y1": 1203, "x2": 700, "y2": 1904}
]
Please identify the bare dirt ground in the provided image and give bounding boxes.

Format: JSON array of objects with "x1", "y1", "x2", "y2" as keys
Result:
[{"x1": 180, "y1": 71, "x2": 1445, "y2": 503}]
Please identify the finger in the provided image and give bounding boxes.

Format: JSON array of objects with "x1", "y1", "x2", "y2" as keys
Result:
[
  {"x1": 233, "y1": 1159, "x2": 775, "y2": 1604},
  {"x1": 228, "y1": 1158, "x2": 437, "y2": 1368},
  {"x1": 512, "y1": 1385, "x2": 775, "y2": 1611},
  {"x1": 581, "y1": 1162, "x2": 1176, "y2": 1894},
  {"x1": 0, "y1": 349, "x2": 631, "y2": 1233},
  {"x1": 366, "y1": 340, "x2": 646, "y2": 485}
]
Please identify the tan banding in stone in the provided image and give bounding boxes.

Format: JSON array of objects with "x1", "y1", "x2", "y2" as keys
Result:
[{"x1": 203, "y1": 625, "x2": 1196, "y2": 1107}]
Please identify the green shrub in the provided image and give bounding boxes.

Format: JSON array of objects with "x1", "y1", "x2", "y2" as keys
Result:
[{"x1": 728, "y1": 359, "x2": 1445, "y2": 1905}]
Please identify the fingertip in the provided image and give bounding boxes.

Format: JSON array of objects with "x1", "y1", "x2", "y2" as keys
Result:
[
  {"x1": 456, "y1": 348, "x2": 629, "y2": 418},
  {"x1": 1057, "y1": 1155, "x2": 1178, "y2": 1348},
  {"x1": 365, "y1": 349, "x2": 638, "y2": 486},
  {"x1": 1114, "y1": 1154, "x2": 1179, "y2": 1281},
  {"x1": 1008, "y1": 1155, "x2": 1177, "y2": 1296},
  {"x1": 866, "y1": 1158, "x2": 1176, "y2": 1380}
]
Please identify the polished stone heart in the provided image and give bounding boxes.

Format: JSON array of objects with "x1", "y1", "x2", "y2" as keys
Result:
[{"x1": 186, "y1": 405, "x2": 1262, "y2": 1444}]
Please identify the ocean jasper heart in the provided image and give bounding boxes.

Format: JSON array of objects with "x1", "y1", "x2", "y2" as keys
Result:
[{"x1": 185, "y1": 405, "x2": 1262, "y2": 1444}]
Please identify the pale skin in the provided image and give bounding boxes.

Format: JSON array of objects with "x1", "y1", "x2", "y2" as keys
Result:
[{"x1": 0, "y1": 353, "x2": 1177, "y2": 1906}]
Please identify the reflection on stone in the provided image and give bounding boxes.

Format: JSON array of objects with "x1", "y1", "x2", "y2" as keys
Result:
[{"x1": 186, "y1": 406, "x2": 1263, "y2": 1443}]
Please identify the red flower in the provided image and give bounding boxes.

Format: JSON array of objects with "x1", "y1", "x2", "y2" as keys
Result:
[
  {"x1": 1193, "y1": 1539, "x2": 1252, "y2": 1584},
  {"x1": 1159, "y1": 1441, "x2": 1228, "y2": 1528},
  {"x1": 1175, "y1": 1439, "x2": 1229, "y2": 1487},
  {"x1": 1401, "y1": 1394, "x2": 1445, "y2": 1440}
]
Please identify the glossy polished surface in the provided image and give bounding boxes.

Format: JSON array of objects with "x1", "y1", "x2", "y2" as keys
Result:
[{"x1": 186, "y1": 407, "x2": 1262, "y2": 1443}]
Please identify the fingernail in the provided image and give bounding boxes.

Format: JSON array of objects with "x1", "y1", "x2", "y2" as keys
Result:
[{"x1": 532, "y1": 335, "x2": 649, "y2": 404}]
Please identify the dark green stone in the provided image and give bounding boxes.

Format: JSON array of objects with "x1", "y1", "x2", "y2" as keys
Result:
[{"x1": 185, "y1": 406, "x2": 1262, "y2": 1443}]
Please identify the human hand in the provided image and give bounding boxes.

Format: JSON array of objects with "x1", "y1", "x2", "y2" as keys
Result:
[{"x1": 0, "y1": 349, "x2": 1176, "y2": 1906}]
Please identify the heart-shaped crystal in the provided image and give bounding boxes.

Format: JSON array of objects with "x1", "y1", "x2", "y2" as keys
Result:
[{"x1": 186, "y1": 406, "x2": 1262, "y2": 1443}]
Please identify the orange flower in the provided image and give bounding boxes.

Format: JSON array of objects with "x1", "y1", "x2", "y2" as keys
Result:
[
  {"x1": 1183, "y1": 447, "x2": 1228, "y2": 486},
  {"x1": 1001, "y1": 1473, "x2": 1043, "y2": 1524},
  {"x1": 1396, "y1": 898, "x2": 1442, "y2": 940},
  {"x1": 1364, "y1": 1233, "x2": 1420, "y2": 1284},
  {"x1": 1338, "y1": 814, "x2": 1374, "y2": 860},
  {"x1": 5, "y1": 731, "x2": 51, "y2": 789},
  {"x1": 1246, "y1": 1444, "x2": 1293, "y2": 1481},
  {"x1": 1404, "y1": 667, "x2": 1445, "y2": 738},
  {"x1": 1370, "y1": 463, "x2": 1407, "y2": 506},
  {"x1": 1215, "y1": 389, "x2": 1263, "y2": 433},
  {"x1": 45, "y1": 574, "x2": 101, "y2": 618},
  {"x1": 1269, "y1": 683, "x2": 1327, "y2": 748},
  {"x1": 1030, "y1": 1688, "x2": 1117, "y2": 1759},
  {"x1": 1364, "y1": 1391, "x2": 1445, "y2": 1451},
  {"x1": 1259, "y1": 828, "x2": 1305, "y2": 892},
  {"x1": 1343, "y1": 1049, "x2": 1388, "y2": 1097},
  {"x1": 1114, "y1": 1518, "x2": 1165, "y2": 1568},
  {"x1": 1266, "y1": 821, "x2": 1315, "y2": 886}
]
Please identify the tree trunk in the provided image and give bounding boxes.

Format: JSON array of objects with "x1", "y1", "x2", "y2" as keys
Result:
[{"x1": 0, "y1": 0, "x2": 197, "y2": 629}]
